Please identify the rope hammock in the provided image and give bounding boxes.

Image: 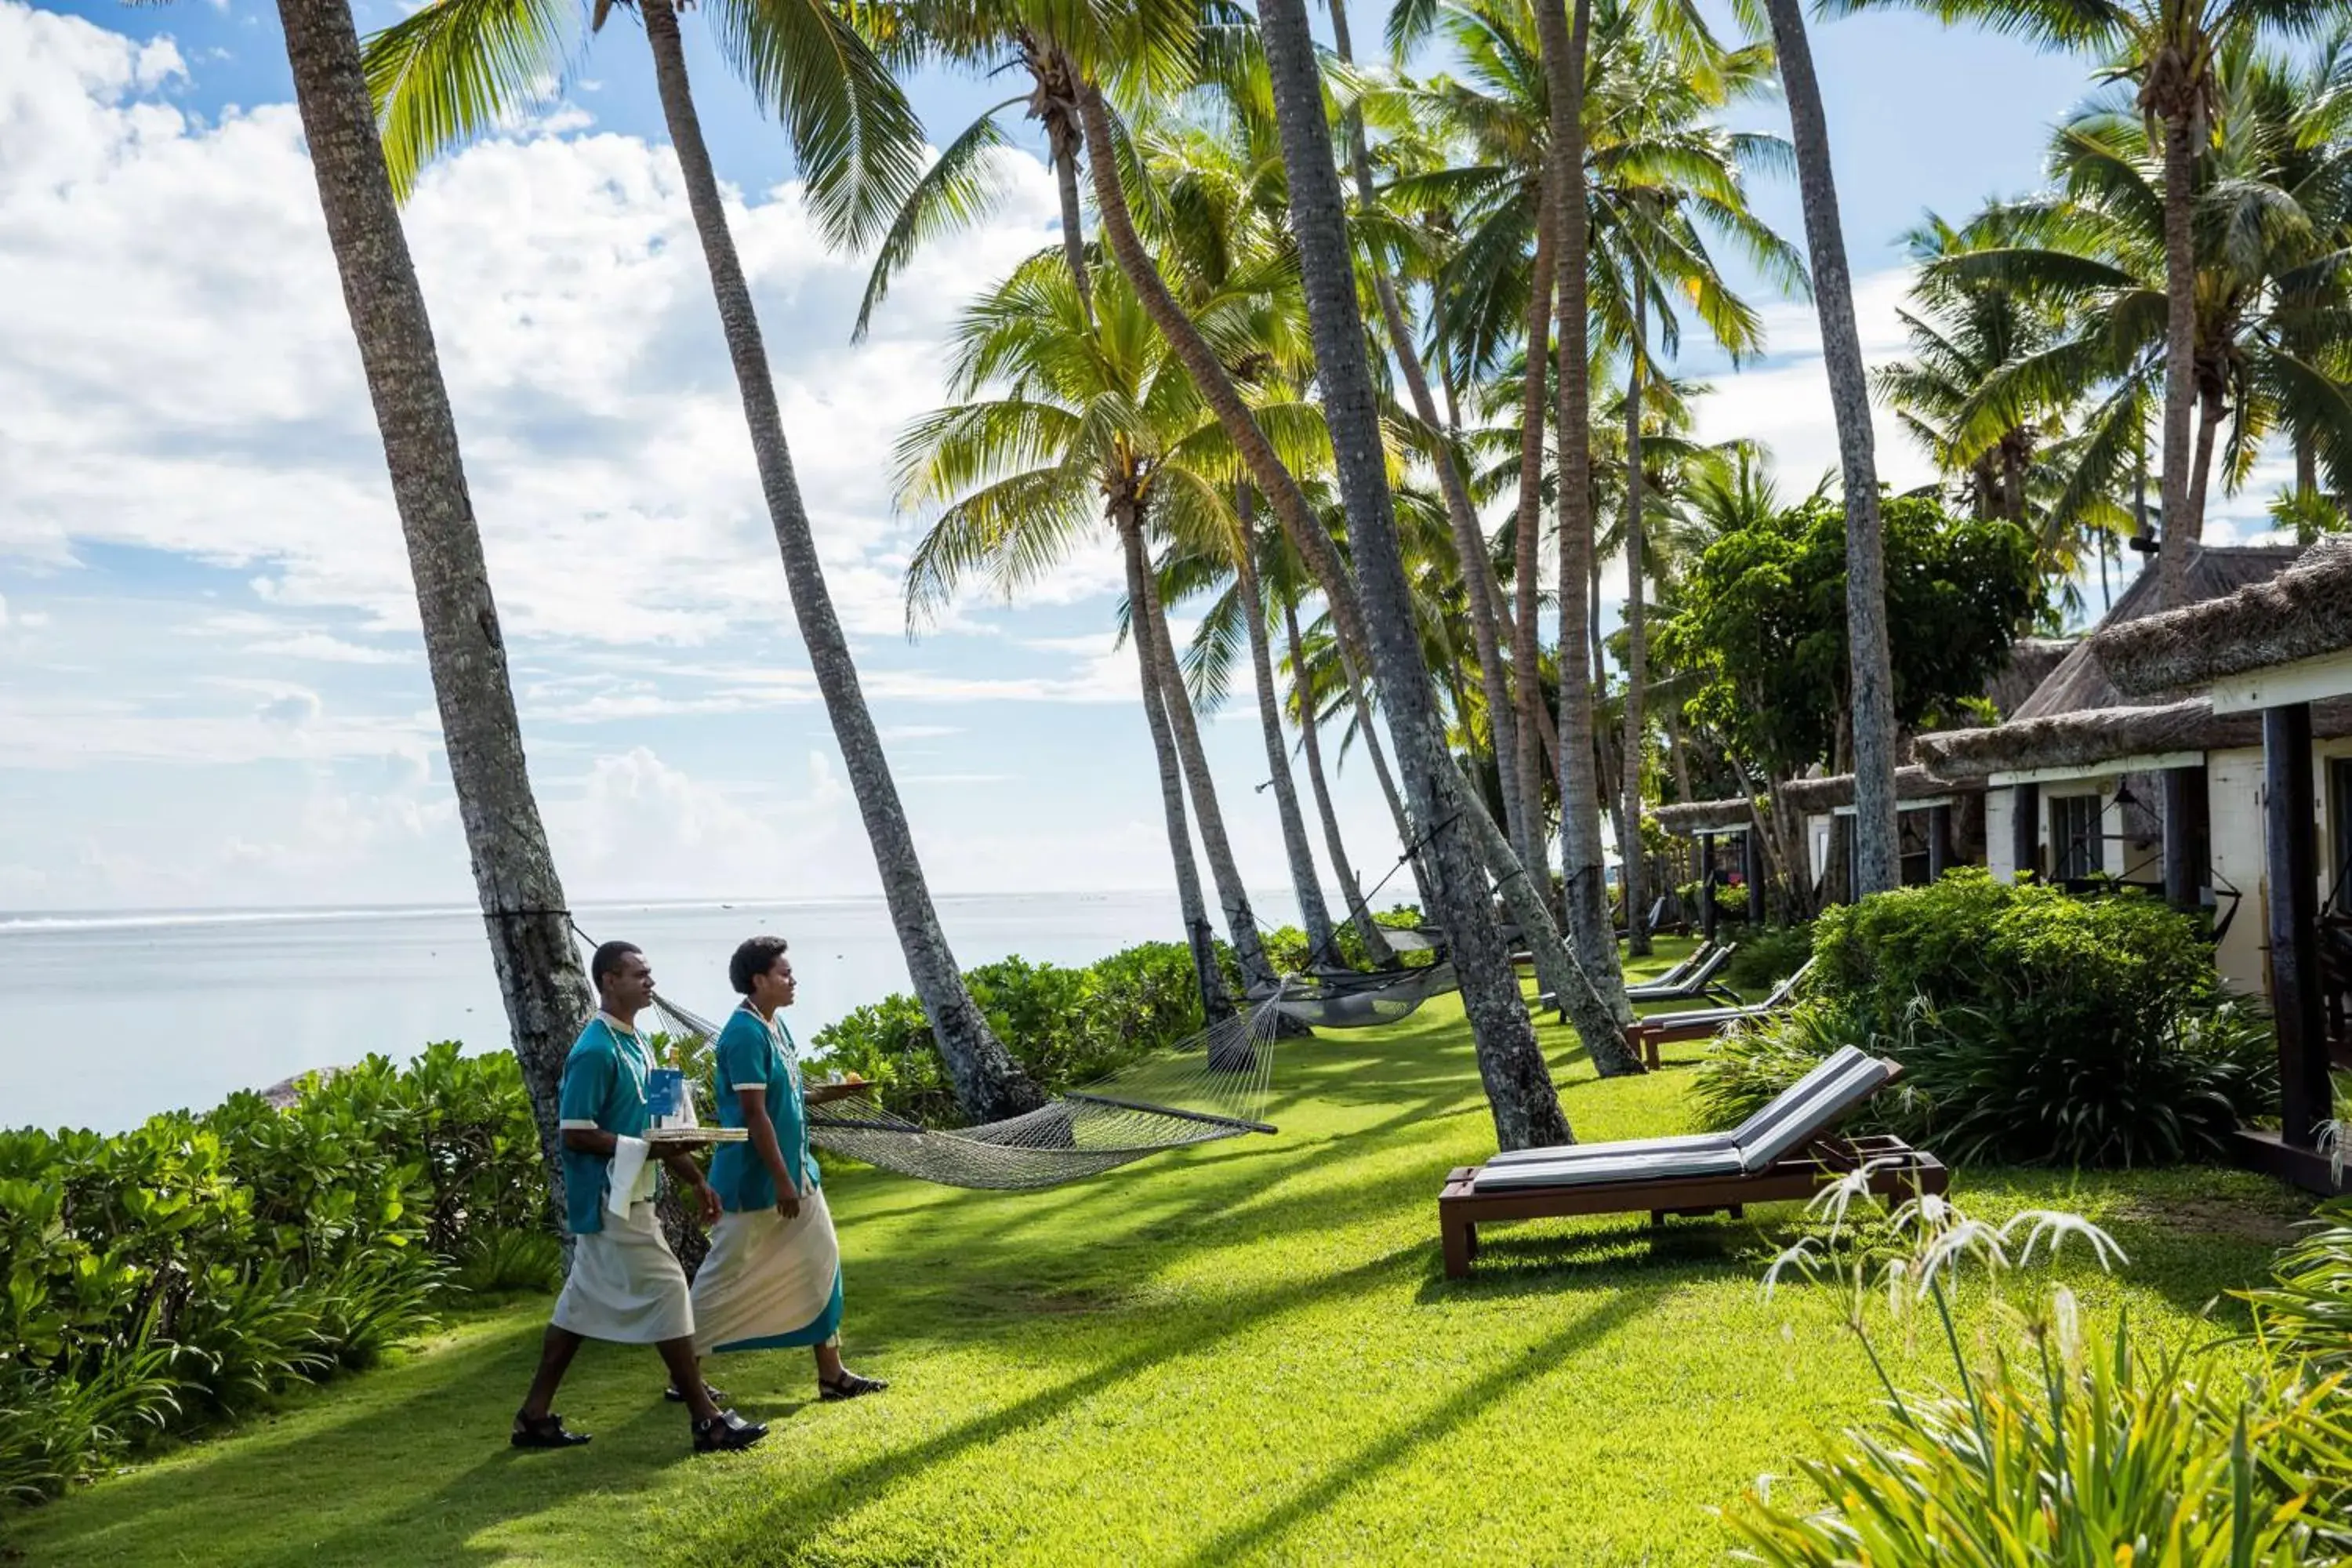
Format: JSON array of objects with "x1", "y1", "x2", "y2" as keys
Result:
[
  {"x1": 641, "y1": 989, "x2": 1286, "y2": 1192},
  {"x1": 1253, "y1": 958, "x2": 1460, "y2": 1029}
]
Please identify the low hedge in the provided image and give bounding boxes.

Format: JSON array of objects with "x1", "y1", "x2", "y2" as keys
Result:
[{"x1": 0, "y1": 1044, "x2": 548, "y2": 1503}]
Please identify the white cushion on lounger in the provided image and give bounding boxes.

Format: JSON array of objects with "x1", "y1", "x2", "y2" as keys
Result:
[
  {"x1": 1483, "y1": 1131, "x2": 1734, "y2": 1166},
  {"x1": 1471, "y1": 1145, "x2": 1745, "y2": 1192},
  {"x1": 1482, "y1": 1046, "x2": 1871, "y2": 1168},
  {"x1": 1738, "y1": 1056, "x2": 1892, "y2": 1173}
]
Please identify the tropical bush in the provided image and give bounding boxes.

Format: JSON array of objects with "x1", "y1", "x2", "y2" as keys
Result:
[
  {"x1": 1698, "y1": 872, "x2": 2275, "y2": 1167},
  {"x1": 812, "y1": 939, "x2": 1221, "y2": 1127},
  {"x1": 0, "y1": 1044, "x2": 538, "y2": 1502},
  {"x1": 1724, "y1": 1182, "x2": 2351, "y2": 1564},
  {"x1": 1258, "y1": 905, "x2": 1430, "y2": 975},
  {"x1": 1722, "y1": 919, "x2": 1812, "y2": 992}
]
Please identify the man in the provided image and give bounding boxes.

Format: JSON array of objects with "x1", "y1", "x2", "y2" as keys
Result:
[
  {"x1": 510, "y1": 940, "x2": 768, "y2": 1454},
  {"x1": 685, "y1": 935, "x2": 887, "y2": 1399}
]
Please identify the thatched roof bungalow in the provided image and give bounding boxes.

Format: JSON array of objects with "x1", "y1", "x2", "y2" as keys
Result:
[{"x1": 2085, "y1": 537, "x2": 2352, "y2": 1193}]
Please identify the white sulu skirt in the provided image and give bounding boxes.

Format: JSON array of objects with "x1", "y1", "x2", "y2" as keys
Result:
[
  {"x1": 690, "y1": 1189, "x2": 843, "y2": 1356},
  {"x1": 551, "y1": 1201, "x2": 695, "y2": 1345}
]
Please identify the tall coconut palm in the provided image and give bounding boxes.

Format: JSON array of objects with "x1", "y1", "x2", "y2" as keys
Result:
[
  {"x1": 1280, "y1": 592, "x2": 1401, "y2": 960},
  {"x1": 1257, "y1": 0, "x2": 1588, "y2": 1142},
  {"x1": 364, "y1": 0, "x2": 1044, "y2": 1120},
  {"x1": 1921, "y1": 53, "x2": 2352, "y2": 560},
  {"x1": 895, "y1": 256, "x2": 1298, "y2": 997},
  {"x1": 1755, "y1": 0, "x2": 1901, "y2": 898},
  {"x1": 264, "y1": 0, "x2": 593, "y2": 1187},
  {"x1": 1828, "y1": 0, "x2": 2328, "y2": 609}
]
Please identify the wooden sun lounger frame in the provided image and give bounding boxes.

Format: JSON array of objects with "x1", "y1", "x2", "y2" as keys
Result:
[
  {"x1": 1437, "y1": 1134, "x2": 1947, "y2": 1278},
  {"x1": 1628, "y1": 960, "x2": 1816, "y2": 1068}
]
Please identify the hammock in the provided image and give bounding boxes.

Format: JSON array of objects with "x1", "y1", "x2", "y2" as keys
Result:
[
  {"x1": 1254, "y1": 959, "x2": 1460, "y2": 1029},
  {"x1": 643, "y1": 990, "x2": 1284, "y2": 1192}
]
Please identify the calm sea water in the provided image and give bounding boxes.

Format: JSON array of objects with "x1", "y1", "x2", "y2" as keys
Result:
[{"x1": 5, "y1": 891, "x2": 1302, "y2": 1134}]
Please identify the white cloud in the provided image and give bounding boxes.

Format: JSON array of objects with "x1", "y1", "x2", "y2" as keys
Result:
[{"x1": 0, "y1": 1, "x2": 1069, "y2": 649}]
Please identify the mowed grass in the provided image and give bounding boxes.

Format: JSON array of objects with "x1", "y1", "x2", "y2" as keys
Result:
[{"x1": 14, "y1": 941, "x2": 2313, "y2": 1566}]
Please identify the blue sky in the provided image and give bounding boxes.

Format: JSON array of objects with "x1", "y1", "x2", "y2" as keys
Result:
[{"x1": 0, "y1": 0, "x2": 2237, "y2": 912}]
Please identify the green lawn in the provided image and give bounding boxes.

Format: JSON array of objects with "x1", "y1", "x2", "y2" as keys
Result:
[{"x1": 13, "y1": 943, "x2": 2314, "y2": 1566}]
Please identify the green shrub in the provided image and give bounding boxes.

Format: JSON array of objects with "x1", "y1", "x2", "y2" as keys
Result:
[
  {"x1": 2244, "y1": 1198, "x2": 2352, "y2": 1375},
  {"x1": 0, "y1": 1045, "x2": 533, "y2": 1501},
  {"x1": 1259, "y1": 906, "x2": 1431, "y2": 975},
  {"x1": 1701, "y1": 872, "x2": 2274, "y2": 1168},
  {"x1": 1723, "y1": 920, "x2": 1813, "y2": 993},
  {"x1": 811, "y1": 938, "x2": 1225, "y2": 1127}
]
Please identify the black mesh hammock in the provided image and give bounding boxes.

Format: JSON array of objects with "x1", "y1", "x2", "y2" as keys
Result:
[
  {"x1": 640, "y1": 989, "x2": 1287, "y2": 1192},
  {"x1": 1250, "y1": 958, "x2": 1460, "y2": 1029}
]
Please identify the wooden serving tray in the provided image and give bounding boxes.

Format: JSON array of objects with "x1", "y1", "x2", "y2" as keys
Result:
[{"x1": 644, "y1": 1127, "x2": 748, "y2": 1146}]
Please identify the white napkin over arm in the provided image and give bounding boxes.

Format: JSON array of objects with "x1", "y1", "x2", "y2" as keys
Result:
[{"x1": 606, "y1": 1135, "x2": 652, "y2": 1218}]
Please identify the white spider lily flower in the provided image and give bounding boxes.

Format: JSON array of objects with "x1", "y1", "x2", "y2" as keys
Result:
[{"x1": 2001, "y1": 1209, "x2": 2128, "y2": 1272}]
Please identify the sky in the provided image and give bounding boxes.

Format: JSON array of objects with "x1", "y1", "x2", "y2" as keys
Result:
[{"x1": 0, "y1": 0, "x2": 2290, "y2": 913}]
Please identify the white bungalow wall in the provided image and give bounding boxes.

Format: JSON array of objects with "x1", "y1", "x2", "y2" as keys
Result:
[{"x1": 2208, "y1": 737, "x2": 2352, "y2": 998}]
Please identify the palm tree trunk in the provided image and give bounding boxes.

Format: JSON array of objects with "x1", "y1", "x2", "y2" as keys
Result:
[
  {"x1": 1327, "y1": 0, "x2": 1530, "y2": 866},
  {"x1": 1534, "y1": 0, "x2": 1632, "y2": 1025},
  {"x1": 1759, "y1": 0, "x2": 1899, "y2": 901},
  {"x1": 1513, "y1": 176, "x2": 1559, "y2": 889},
  {"x1": 1338, "y1": 644, "x2": 1440, "y2": 914},
  {"x1": 2187, "y1": 383, "x2": 2223, "y2": 547},
  {"x1": 1617, "y1": 288, "x2": 1651, "y2": 959},
  {"x1": 1284, "y1": 595, "x2": 1398, "y2": 964},
  {"x1": 1235, "y1": 495, "x2": 1339, "y2": 963},
  {"x1": 1076, "y1": 81, "x2": 1375, "y2": 678},
  {"x1": 640, "y1": 0, "x2": 1041, "y2": 1120},
  {"x1": 1666, "y1": 702, "x2": 1693, "y2": 804},
  {"x1": 1258, "y1": 0, "x2": 1581, "y2": 1144},
  {"x1": 2296, "y1": 430, "x2": 2318, "y2": 502},
  {"x1": 1116, "y1": 501, "x2": 1236, "y2": 1022},
  {"x1": 2156, "y1": 103, "x2": 2199, "y2": 608},
  {"x1": 1123, "y1": 514, "x2": 1280, "y2": 993},
  {"x1": 274, "y1": 0, "x2": 591, "y2": 1194}
]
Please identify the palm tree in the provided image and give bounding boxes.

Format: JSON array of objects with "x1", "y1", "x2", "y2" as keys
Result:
[
  {"x1": 1828, "y1": 0, "x2": 2327, "y2": 608},
  {"x1": 365, "y1": 0, "x2": 1044, "y2": 1120},
  {"x1": 895, "y1": 256, "x2": 1297, "y2": 1000},
  {"x1": 255, "y1": 0, "x2": 593, "y2": 1186},
  {"x1": 1257, "y1": 0, "x2": 1588, "y2": 1142},
  {"x1": 1922, "y1": 53, "x2": 2352, "y2": 564},
  {"x1": 1755, "y1": 0, "x2": 1902, "y2": 898},
  {"x1": 1280, "y1": 591, "x2": 1402, "y2": 960}
]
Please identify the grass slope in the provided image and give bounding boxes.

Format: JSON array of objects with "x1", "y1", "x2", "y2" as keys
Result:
[{"x1": 13, "y1": 942, "x2": 2310, "y2": 1566}]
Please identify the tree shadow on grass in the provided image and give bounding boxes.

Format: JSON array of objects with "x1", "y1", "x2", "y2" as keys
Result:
[
  {"x1": 679, "y1": 1243, "x2": 1445, "y2": 1565},
  {"x1": 1168, "y1": 1287, "x2": 1654, "y2": 1568}
]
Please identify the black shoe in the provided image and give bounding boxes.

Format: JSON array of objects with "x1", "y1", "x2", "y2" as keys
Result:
[
  {"x1": 511, "y1": 1412, "x2": 591, "y2": 1450},
  {"x1": 664, "y1": 1383, "x2": 729, "y2": 1405},
  {"x1": 819, "y1": 1370, "x2": 888, "y2": 1402},
  {"x1": 692, "y1": 1410, "x2": 769, "y2": 1454}
]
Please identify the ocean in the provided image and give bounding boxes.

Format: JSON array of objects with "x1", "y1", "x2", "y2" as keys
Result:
[{"x1": 6, "y1": 891, "x2": 1303, "y2": 1134}]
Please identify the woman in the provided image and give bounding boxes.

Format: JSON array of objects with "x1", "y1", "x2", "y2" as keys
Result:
[{"x1": 682, "y1": 935, "x2": 887, "y2": 1400}]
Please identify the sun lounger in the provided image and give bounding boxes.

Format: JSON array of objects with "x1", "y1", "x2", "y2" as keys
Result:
[
  {"x1": 1629, "y1": 959, "x2": 1816, "y2": 1069},
  {"x1": 1624, "y1": 942, "x2": 1739, "y2": 1004},
  {"x1": 1530, "y1": 942, "x2": 1722, "y2": 1015},
  {"x1": 1436, "y1": 1050, "x2": 1944, "y2": 1276}
]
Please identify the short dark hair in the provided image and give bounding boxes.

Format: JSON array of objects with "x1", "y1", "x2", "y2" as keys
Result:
[
  {"x1": 590, "y1": 941, "x2": 644, "y2": 991},
  {"x1": 729, "y1": 935, "x2": 791, "y2": 996}
]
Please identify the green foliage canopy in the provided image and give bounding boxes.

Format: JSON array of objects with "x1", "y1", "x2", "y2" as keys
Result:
[{"x1": 1659, "y1": 493, "x2": 2038, "y2": 779}]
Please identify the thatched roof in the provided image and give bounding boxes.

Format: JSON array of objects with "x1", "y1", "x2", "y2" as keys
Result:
[
  {"x1": 1986, "y1": 637, "x2": 2077, "y2": 720},
  {"x1": 1780, "y1": 765, "x2": 1969, "y2": 815},
  {"x1": 2096, "y1": 537, "x2": 2352, "y2": 699},
  {"x1": 1915, "y1": 695, "x2": 2352, "y2": 778},
  {"x1": 2013, "y1": 546, "x2": 2301, "y2": 723},
  {"x1": 1653, "y1": 797, "x2": 1761, "y2": 835}
]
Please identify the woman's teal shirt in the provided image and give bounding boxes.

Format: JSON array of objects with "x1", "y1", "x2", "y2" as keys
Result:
[{"x1": 707, "y1": 1005, "x2": 822, "y2": 1212}]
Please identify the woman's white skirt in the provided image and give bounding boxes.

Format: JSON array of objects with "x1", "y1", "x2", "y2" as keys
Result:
[
  {"x1": 550, "y1": 1201, "x2": 695, "y2": 1345},
  {"x1": 691, "y1": 1190, "x2": 844, "y2": 1355}
]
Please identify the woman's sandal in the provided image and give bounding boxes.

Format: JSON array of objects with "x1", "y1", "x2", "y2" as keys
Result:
[
  {"x1": 663, "y1": 1383, "x2": 730, "y2": 1405},
  {"x1": 510, "y1": 1412, "x2": 591, "y2": 1449},
  {"x1": 819, "y1": 1370, "x2": 888, "y2": 1402}
]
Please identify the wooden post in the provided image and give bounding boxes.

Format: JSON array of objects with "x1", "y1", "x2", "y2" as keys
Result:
[
  {"x1": 1699, "y1": 832, "x2": 1719, "y2": 941},
  {"x1": 2162, "y1": 765, "x2": 2200, "y2": 911},
  {"x1": 2264, "y1": 702, "x2": 2328, "y2": 1149},
  {"x1": 2011, "y1": 781, "x2": 2041, "y2": 884},
  {"x1": 1742, "y1": 826, "x2": 1766, "y2": 924},
  {"x1": 1927, "y1": 804, "x2": 1951, "y2": 881}
]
